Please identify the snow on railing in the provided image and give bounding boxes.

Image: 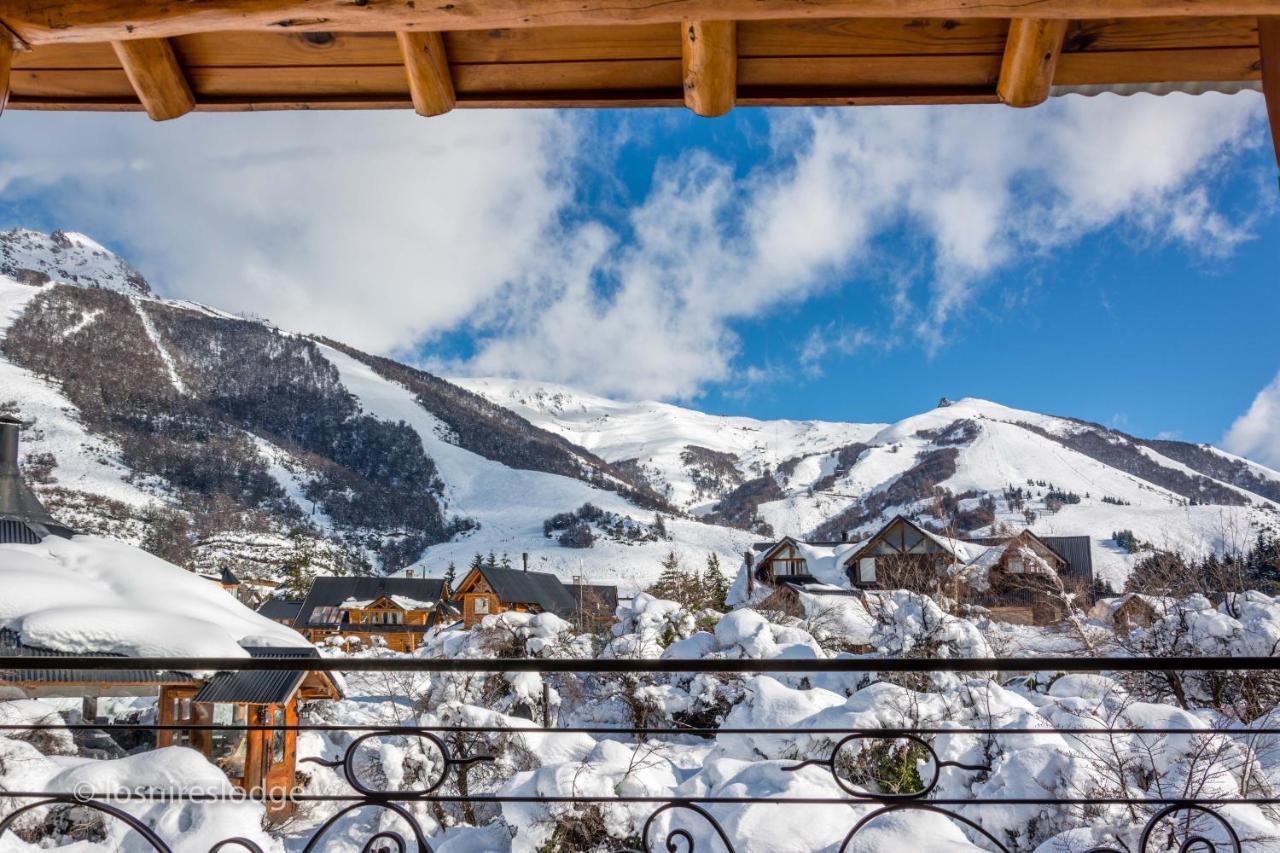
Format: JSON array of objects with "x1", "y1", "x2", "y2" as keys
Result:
[{"x1": 0, "y1": 655, "x2": 1276, "y2": 852}]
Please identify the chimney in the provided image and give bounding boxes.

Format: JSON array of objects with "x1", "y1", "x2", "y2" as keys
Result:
[
  {"x1": 840, "y1": 530, "x2": 848, "y2": 543},
  {"x1": 522, "y1": 552, "x2": 529, "y2": 572},
  {"x1": 744, "y1": 551, "x2": 755, "y2": 597},
  {"x1": 0, "y1": 414, "x2": 73, "y2": 544},
  {"x1": 405, "y1": 569, "x2": 415, "y2": 579}
]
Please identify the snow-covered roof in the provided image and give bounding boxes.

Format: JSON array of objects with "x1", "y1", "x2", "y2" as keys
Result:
[
  {"x1": 0, "y1": 535, "x2": 306, "y2": 660},
  {"x1": 340, "y1": 594, "x2": 438, "y2": 611}
]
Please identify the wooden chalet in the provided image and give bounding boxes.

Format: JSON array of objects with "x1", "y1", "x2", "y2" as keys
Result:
[
  {"x1": 453, "y1": 564, "x2": 618, "y2": 629},
  {"x1": 294, "y1": 576, "x2": 459, "y2": 651},
  {"x1": 752, "y1": 515, "x2": 1095, "y2": 626},
  {"x1": 0, "y1": 630, "x2": 342, "y2": 802},
  {"x1": 0, "y1": 0, "x2": 1276, "y2": 170}
]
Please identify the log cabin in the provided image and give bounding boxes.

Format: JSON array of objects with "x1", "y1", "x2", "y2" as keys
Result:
[
  {"x1": 294, "y1": 576, "x2": 459, "y2": 651},
  {"x1": 452, "y1": 564, "x2": 620, "y2": 630}
]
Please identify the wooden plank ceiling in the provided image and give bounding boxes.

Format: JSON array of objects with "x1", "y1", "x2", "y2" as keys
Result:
[{"x1": 0, "y1": 1, "x2": 1275, "y2": 162}]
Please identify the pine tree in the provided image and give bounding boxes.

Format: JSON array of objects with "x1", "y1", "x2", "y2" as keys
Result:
[
  {"x1": 486, "y1": 551, "x2": 499, "y2": 570},
  {"x1": 647, "y1": 550, "x2": 687, "y2": 603},
  {"x1": 443, "y1": 561, "x2": 457, "y2": 597},
  {"x1": 469, "y1": 552, "x2": 484, "y2": 572},
  {"x1": 500, "y1": 552, "x2": 513, "y2": 570},
  {"x1": 653, "y1": 513, "x2": 668, "y2": 540},
  {"x1": 703, "y1": 552, "x2": 730, "y2": 611}
]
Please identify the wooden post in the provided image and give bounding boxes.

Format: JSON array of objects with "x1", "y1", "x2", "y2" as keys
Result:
[
  {"x1": 997, "y1": 18, "x2": 1068, "y2": 108},
  {"x1": 395, "y1": 31, "x2": 455, "y2": 117},
  {"x1": 0, "y1": 34, "x2": 11, "y2": 116},
  {"x1": 682, "y1": 20, "x2": 736, "y2": 118},
  {"x1": 111, "y1": 38, "x2": 194, "y2": 121},
  {"x1": 1261, "y1": 17, "x2": 1280, "y2": 176}
]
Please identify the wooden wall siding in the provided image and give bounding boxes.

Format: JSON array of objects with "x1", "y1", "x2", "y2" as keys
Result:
[{"x1": 4, "y1": 16, "x2": 1266, "y2": 111}]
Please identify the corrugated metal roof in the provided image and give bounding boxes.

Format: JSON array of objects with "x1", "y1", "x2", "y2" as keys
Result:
[
  {"x1": 1038, "y1": 536, "x2": 1095, "y2": 586},
  {"x1": 296, "y1": 576, "x2": 449, "y2": 628},
  {"x1": 0, "y1": 629, "x2": 196, "y2": 686},
  {"x1": 192, "y1": 647, "x2": 320, "y2": 705}
]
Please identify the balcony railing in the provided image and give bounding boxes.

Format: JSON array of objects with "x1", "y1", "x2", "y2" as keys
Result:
[{"x1": 1, "y1": 654, "x2": 1278, "y2": 852}]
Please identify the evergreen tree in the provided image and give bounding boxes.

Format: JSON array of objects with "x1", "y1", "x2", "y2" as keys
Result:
[
  {"x1": 469, "y1": 553, "x2": 485, "y2": 572},
  {"x1": 647, "y1": 550, "x2": 687, "y2": 604},
  {"x1": 653, "y1": 513, "x2": 668, "y2": 540},
  {"x1": 703, "y1": 552, "x2": 730, "y2": 611},
  {"x1": 500, "y1": 552, "x2": 513, "y2": 570},
  {"x1": 443, "y1": 561, "x2": 457, "y2": 597},
  {"x1": 486, "y1": 551, "x2": 499, "y2": 569}
]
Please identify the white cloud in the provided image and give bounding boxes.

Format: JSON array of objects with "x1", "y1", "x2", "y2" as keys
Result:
[
  {"x1": 0, "y1": 110, "x2": 577, "y2": 354},
  {"x1": 0, "y1": 92, "x2": 1266, "y2": 401},
  {"x1": 1224, "y1": 372, "x2": 1280, "y2": 469}
]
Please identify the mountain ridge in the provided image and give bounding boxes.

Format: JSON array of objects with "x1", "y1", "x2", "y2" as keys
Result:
[{"x1": 2, "y1": 227, "x2": 1276, "y2": 592}]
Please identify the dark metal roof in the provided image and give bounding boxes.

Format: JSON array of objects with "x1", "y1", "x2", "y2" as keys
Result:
[
  {"x1": 296, "y1": 576, "x2": 449, "y2": 628},
  {"x1": 1038, "y1": 536, "x2": 1095, "y2": 586},
  {"x1": 565, "y1": 583, "x2": 619, "y2": 618},
  {"x1": 0, "y1": 628, "x2": 196, "y2": 686},
  {"x1": 0, "y1": 416, "x2": 75, "y2": 544},
  {"x1": 964, "y1": 533, "x2": 1095, "y2": 590},
  {"x1": 255, "y1": 598, "x2": 303, "y2": 622},
  {"x1": 470, "y1": 565, "x2": 578, "y2": 618},
  {"x1": 219, "y1": 566, "x2": 240, "y2": 586},
  {"x1": 192, "y1": 646, "x2": 323, "y2": 705}
]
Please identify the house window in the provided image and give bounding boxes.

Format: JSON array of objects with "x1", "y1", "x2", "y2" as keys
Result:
[
  {"x1": 210, "y1": 703, "x2": 247, "y2": 778},
  {"x1": 1008, "y1": 558, "x2": 1025, "y2": 574},
  {"x1": 858, "y1": 557, "x2": 876, "y2": 583},
  {"x1": 271, "y1": 708, "x2": 286, "y2": 764},
  {"x1": 312, "y1": 606, "x2": 341, "y2": 624},
  {"x1": 473, "y1": 597, "x2": 490, "y2": 614}
]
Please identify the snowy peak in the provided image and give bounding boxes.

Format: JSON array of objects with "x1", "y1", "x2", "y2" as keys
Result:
[
  {"x1": 0, "y1": 229, "x2": 151, "y2": 296},
  {"x1": 456, "y1": 376, "x2": 884, "y2": 512}
]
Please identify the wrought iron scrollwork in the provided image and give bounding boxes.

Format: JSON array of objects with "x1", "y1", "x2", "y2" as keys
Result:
[
  {"x1": 837, "y1": 802, "x2": 1011, "y2": 853},
  {"x1": 782, "y1": 732, "x2": 990, "y2": 799},
  {"x1": 299, "y1": 801, "x2": 434, "y2": 853},
  {"x1": 1084, "y1": 802, "x2": 1243, "y2": 853},
  {"x1": 621, "y1": 802, "x2": 737, "y2": 853},
  {"x1": 302, "y1": 730, "x2": 493, "y2": 799}
]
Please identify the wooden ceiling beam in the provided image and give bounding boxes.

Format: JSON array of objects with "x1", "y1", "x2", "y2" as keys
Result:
[
  {"x1": 0, "y1": 32, "x2": 11, "y2": 115},
  {"x1": 6, "y1": 1, "x2": 1280, "y2": 46},
  {"x1": 111, "y1": 38, "x2": 194, "y2": 120},
  {"x1": 396, "y1": 31, "x2": 454, "y2": 116},
  {"x1": 1261, "y1": 17, "x2": 1280, "y2": 172},
  {"x1": 997, "y1": 18, "x2": 1068, "y2": 107},
  {"x1": 682, "y1": 20, "x2": 736, "y2": 117}
]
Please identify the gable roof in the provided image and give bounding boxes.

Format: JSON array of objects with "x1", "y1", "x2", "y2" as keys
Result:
[
  {"x1": 844, "y1": 515, "x2": 986, "y2": 567},
  {"x1": 296, "y1": 576, "x2": 449, "y2": 628},
  {"x1": 192, "y1": 646, "x2": 341, "y2": 705},
  {"x1": 457, "y1": 565, "x2": 579, "y2": 618}
]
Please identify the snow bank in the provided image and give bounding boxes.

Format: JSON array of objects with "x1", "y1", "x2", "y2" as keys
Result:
[{"x1": 0, "y1": 535, "x2": 304, "y2": 658}]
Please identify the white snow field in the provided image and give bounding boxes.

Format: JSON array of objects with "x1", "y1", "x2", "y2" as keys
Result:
[{"x1": 318, "y1": 345, "x2": 757, "y2": 591}]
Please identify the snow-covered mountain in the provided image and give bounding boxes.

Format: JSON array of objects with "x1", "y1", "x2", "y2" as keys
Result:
[
  {"x1": 456, "y1": 377, "x2": 884, "y2": 513},
  {"x1": 459, "y1": 384, "x2": 1280, "y2": 587},
  {"x1": 3, "y1": 227, "x2": 1277, "y2": 594},
  {"x1": 0, "y1": 229, "x2": 752, "y2": 595}
]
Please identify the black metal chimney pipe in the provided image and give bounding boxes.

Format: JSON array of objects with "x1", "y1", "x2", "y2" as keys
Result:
[
  {"x1": 0, "y1": 413, "x2": 73, "y2": 542},
  {"x1": 0, "y1": 415, "x2": 19, "y2": 473}
]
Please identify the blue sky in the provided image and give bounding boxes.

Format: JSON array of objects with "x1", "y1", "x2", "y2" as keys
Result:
[{"x1": 0, "y1": 94, "x2": 1277, "y2": 462}]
